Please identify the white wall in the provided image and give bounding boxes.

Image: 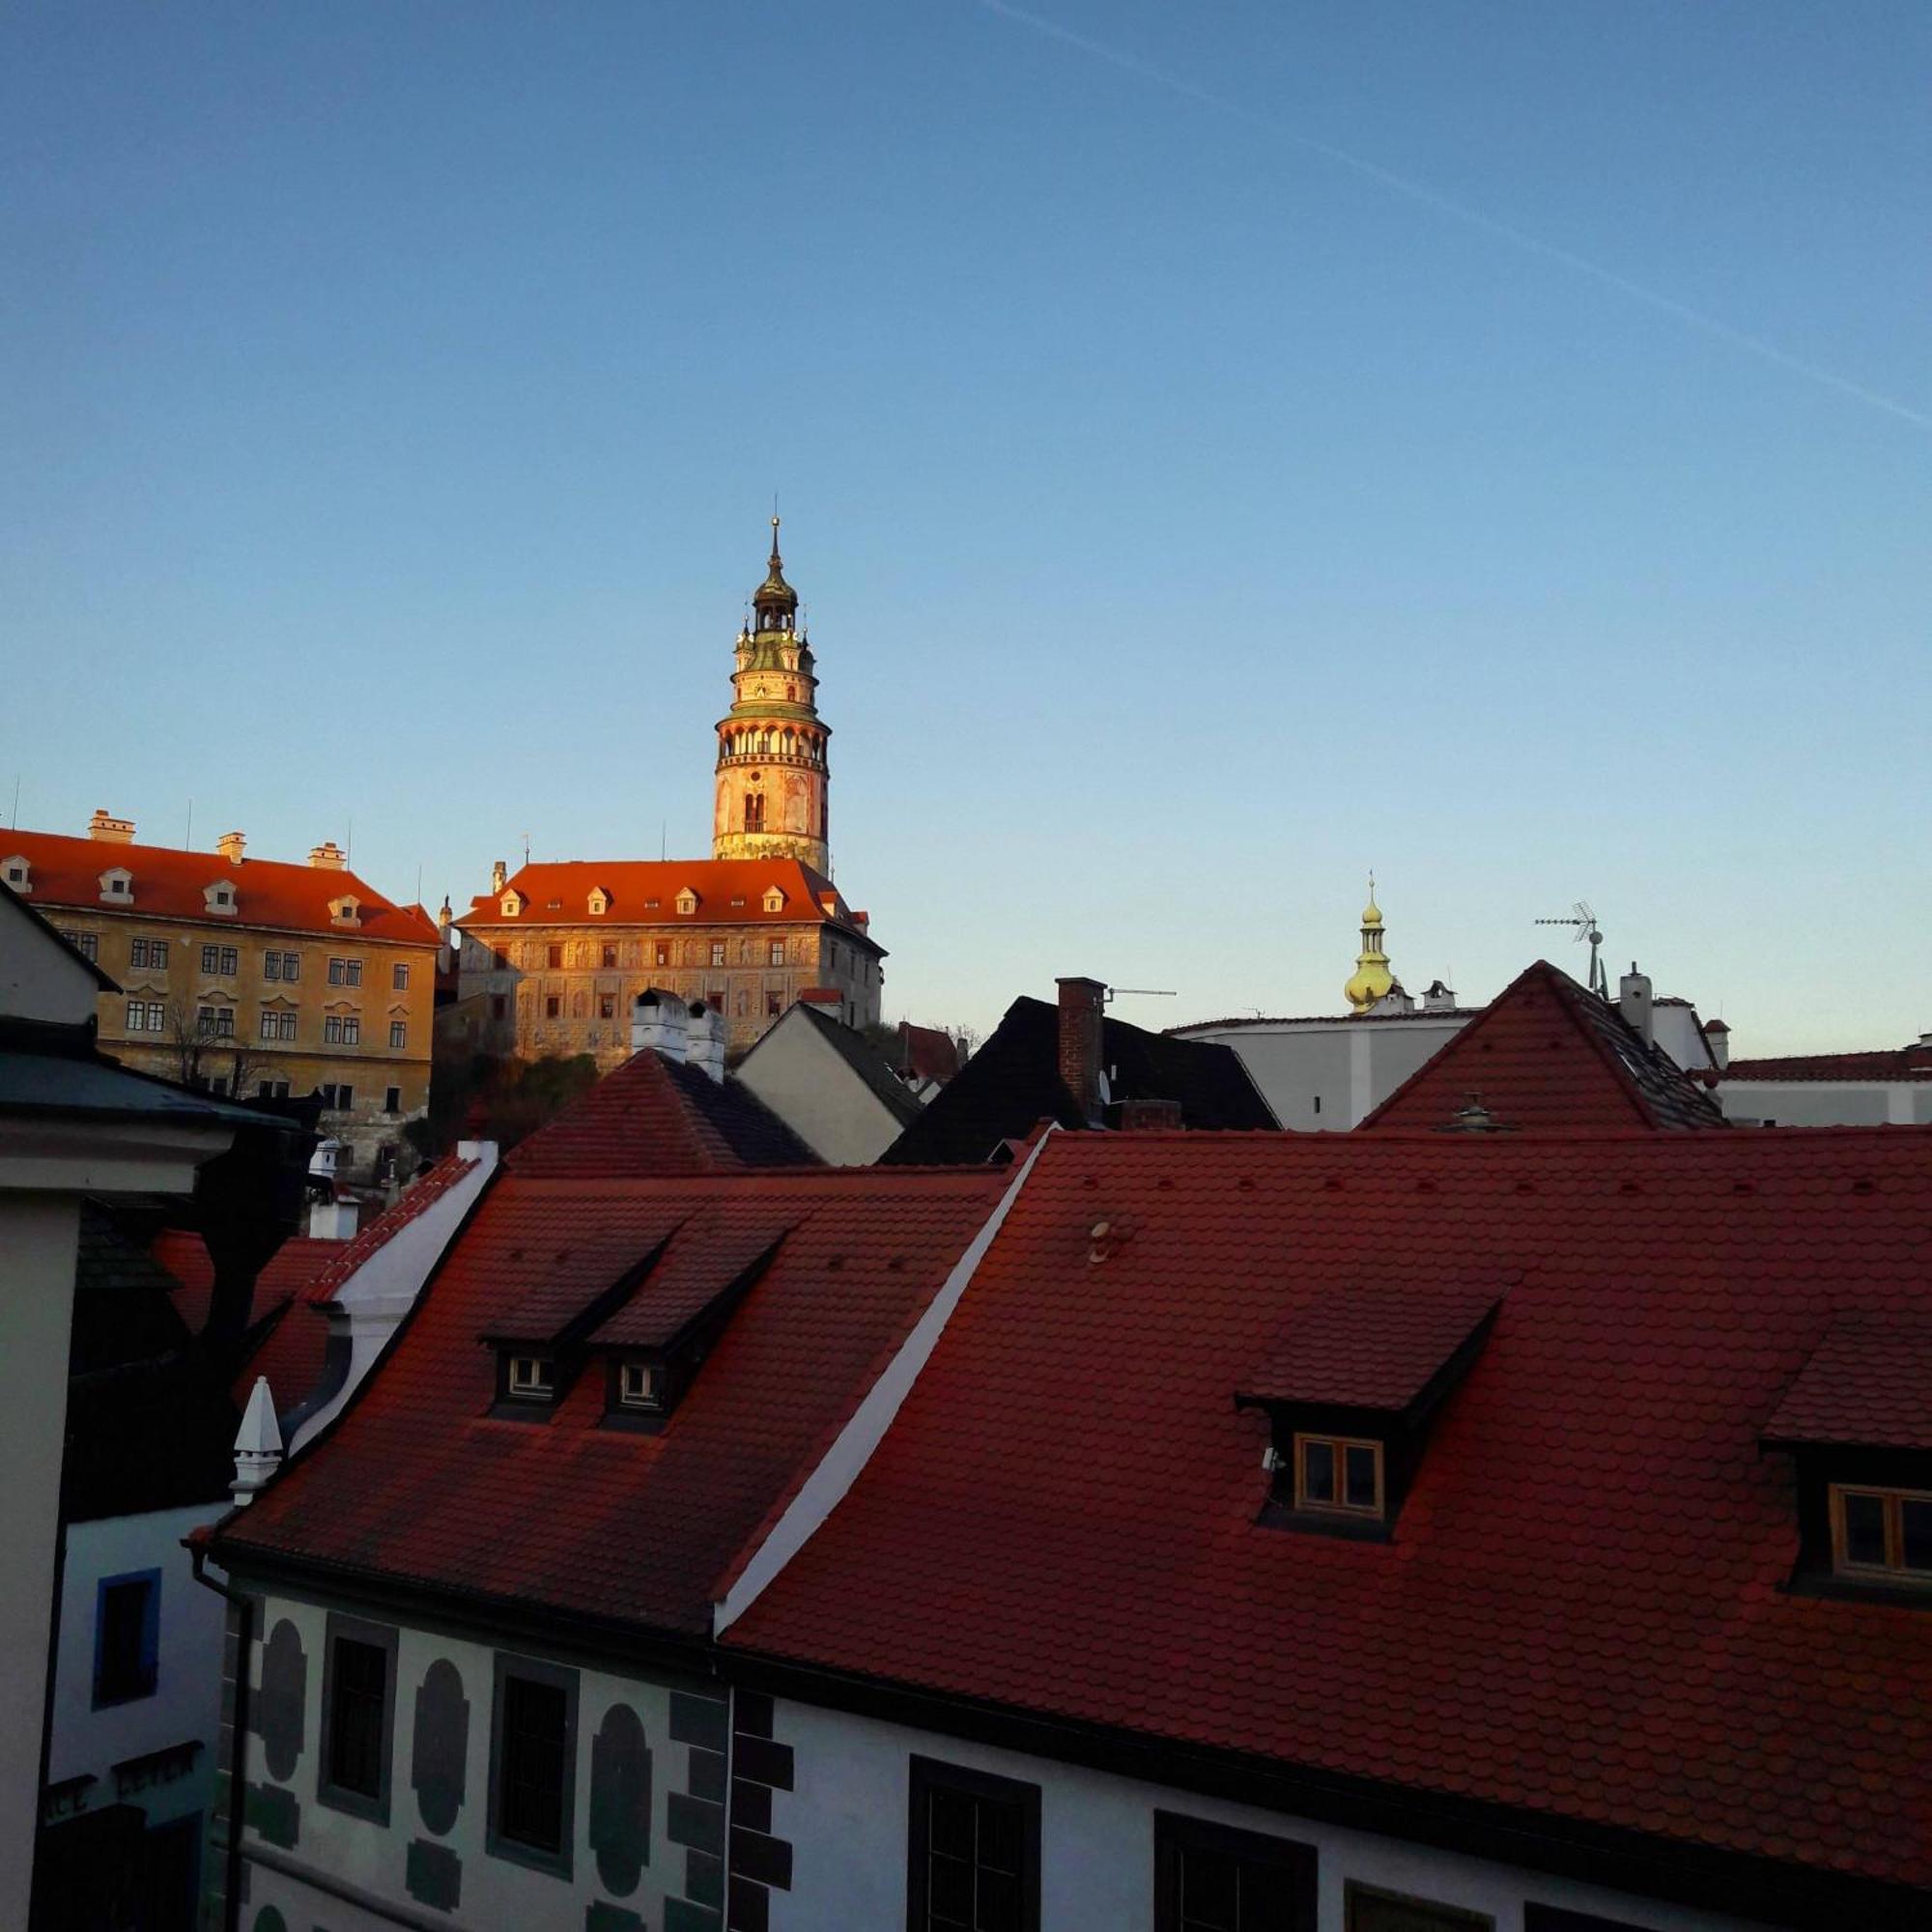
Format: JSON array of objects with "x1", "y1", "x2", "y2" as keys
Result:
[
  {"x1": 735, "y1": 1010, "x2": 906, "y2": 1165},
  {"x1": 1175, "y1": 1016, "x2": 1468, "y2": 1129},
  {"x1": 46, "y1": 1502, "x2": 229, "y2": 1828},
  {"x1": 770, "y1": 1699, "x2": 1770, "y2": 1932},
  {"x1": 1715, "y1": 1079, "x2": 1931, "y2": 1127}
]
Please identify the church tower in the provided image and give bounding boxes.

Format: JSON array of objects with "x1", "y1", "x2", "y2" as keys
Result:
[
  {"x1": 1343, "y1": 877, "x2": 1396, "y2": 1014},
  {"x1": 712, "y1": 518, "x2": 832, "y2": 876}
]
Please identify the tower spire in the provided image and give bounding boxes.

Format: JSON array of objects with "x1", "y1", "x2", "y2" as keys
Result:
[{"x1": 1344, "y1": 874, "x2": 1395, "y2": 1015}]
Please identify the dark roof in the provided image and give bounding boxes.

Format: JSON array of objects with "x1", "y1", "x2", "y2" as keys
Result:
[
  {"x1": 1359, "y1": 960, "x2": 1729, "y2": 1132},
  {"x1": 63, "y1": 1205, "x2": 241, "y2": 1520},
  {"x1": 507, "y1": 1050, "x2": 821, "y2": 1178},
  {"x1": 781, "y1": 1003, "x2": 923, "y2": 1127},
  {"x1": 896, "y1": 1022, "x2": 961, "y2": 1086},
  {"x1": 726, "y1": 1124, "x2": 1932, "y2": 1905},
  {"x1": 881, "y1": 995, "x2": 1277, "y2": 1165},
  {"x1": 1725, "y1": 1045, "x2": 1932, "y2": 1083},
  {"x1": 211, "y1": 1166, "x2": 1009, "y2": 1636},
  {"x1": 1763, "y1": 1314, "x2": 1932, "y2": 1450}
]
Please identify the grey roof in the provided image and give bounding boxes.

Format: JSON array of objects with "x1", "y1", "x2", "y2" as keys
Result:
[{"x1": 0, "y1": 1045, "x2": 268, "y2": 1129}]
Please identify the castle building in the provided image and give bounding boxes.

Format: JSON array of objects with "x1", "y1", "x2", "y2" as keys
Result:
[
  {"x1": 453, "y1": 523, "x2": 883, "y2": 1064},
  {"x1": 1, "y1": 813, "x2": 438, "y2": 1180}
]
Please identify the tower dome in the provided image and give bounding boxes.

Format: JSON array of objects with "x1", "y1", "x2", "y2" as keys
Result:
[{"x1": 1344, "y1": 875, "x2": 1395, "y2": 1014}]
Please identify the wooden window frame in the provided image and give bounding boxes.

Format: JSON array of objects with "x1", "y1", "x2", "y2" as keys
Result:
[
  {"x1": 1153, "y1": 1809, "x2": 1317, "y2": 1931},
  {"x1": 506, "y1": 1354, "x2": 556, "y2": 1403},
  {"x1": 616, "y1": 1360, "x2": 665, "y2": 1411},
  {"x1": 1345, "y1": 1880, "x2": 1493, "y2": 1932},
  {"x1": 1293, "y1": 1432, "x2": 1384, "y2": 1519},
  {"x1": 317, "y1": 1613, "x2": 398, "y2": 1827},
  {"x1": 906, "y1": 1755, "x2": 1039, "y2": 1932},
  {"x1": 1829, "y1": 1482, "x2": 1932, "y2": 1585},
  {"x1": 487, "y1": 1653, "x2": 579, "y2": 1879}
]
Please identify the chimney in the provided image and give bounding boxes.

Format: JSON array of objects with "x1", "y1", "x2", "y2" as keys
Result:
[
  {"x1": 688, "y1": 1002, "x2": 727, "y2": 1083},
  {"x1": 230, "y1": 1376, "x2": 284, "y2": 1505},
  {"x1": 216, "y1": 830, "x2": 245, "y2": 865},
  {"x1": 1704, "y1": 1018, "x2": 1730, "y2": 1070},
  {"x1": 850, "y1": 909, "x2": 869, "y2": 932},
  {"x1": 1618, "y1": 962, "x2": 1655, "y2": 1046},
  {"x1": 87, "y1": 809, "x2": 135, "y2": 844},
  {"x1": 491, "y1": 858, "x2": 508, "y2": 894},
  {"x1": 1117, "y1": 1097, "x2": 1184, "y2": 1132},
  {"x1": 632, "y1": 989, "x2": 687, "y2": 1059},
  {"x1": 308, "y1": 1197, "x2": 360, "y2": 1240},
  {"x1": 1056, "y1": 977, "x2": 1106, "y2": 1125},
  {"x1": 308, "y1": 839, "x2": 347, "y2": 871}
]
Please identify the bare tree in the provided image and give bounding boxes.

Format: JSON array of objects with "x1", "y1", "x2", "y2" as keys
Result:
[{"x1": 160, "y1": 995, "x2": 267, "y2": 1099}]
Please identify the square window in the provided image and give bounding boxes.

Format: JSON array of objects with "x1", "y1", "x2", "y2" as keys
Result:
[
  {"x1": 490, "y1": 1658, "x2": 578, "y2": 1875},
  {"x1": 93, "y1": 1572, "x2": 159, "y2": 1707},
  {"x1": 319, "y1": 1615, "x2": 397, "y2": 1825},
  {"x1": 908, "y1": 1756, "x2": 1038, "y2": 1932},
  {"x1": 617, "y1": 1361, "x2": 663, "y2": 1410},
  {"x1": 1155, "y1": 1811, "x2": 1317, "y2": 1932},
  {"x1": 1293, "y1": 1435, "x2": 1383, "y2": 1519},
  {"x1": 507, "y1": 1355, "x2": 554, "y2": 1401}
]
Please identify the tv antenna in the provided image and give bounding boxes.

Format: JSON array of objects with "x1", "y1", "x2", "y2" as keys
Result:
[
  {"x1": 1105, "y1": 986, "x2": 1177, "y2": 1004},
  {"x1": 1534, "y1": 900, "x2": 1606, "y2": 999}
]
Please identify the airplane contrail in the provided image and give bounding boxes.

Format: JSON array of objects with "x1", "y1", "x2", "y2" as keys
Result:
[{"x1": 973, "y1": 0, "x2": 1932, "y2": 434}]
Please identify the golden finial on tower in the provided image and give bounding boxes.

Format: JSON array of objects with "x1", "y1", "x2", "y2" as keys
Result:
[{"x1": 1344, "y1": 873, "x2": 1395, "y2": 1014}]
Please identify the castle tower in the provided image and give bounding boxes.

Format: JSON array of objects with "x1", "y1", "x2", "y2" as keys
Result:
[
  {"x1": 1343, "y1": 876, "x2": 1396, "y2": 1015},
  {"x1": 712, "y1": 518, "x2": 831, "y2": 875}
]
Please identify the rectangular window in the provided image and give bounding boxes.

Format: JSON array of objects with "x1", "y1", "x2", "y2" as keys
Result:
[
  {"x1": 257, "y1": 1080, "x2": 292, "y2": 1100},
  {"x1": 259, "y1": 1010, "x2": 280, "y2": 1040},
  {"x1": 492, "y1": 995, "x2": 507, "y2": 1020},
  {"x1": 197, "y1": 1005, "x2": 235, "y2": 1039},
  {"x1": 598, "y1": 995, "x2": 614, "y2": 1019},
  {"x1": 769, "y1": 940, "x2": 786, "y2": 966},
  {"x1": 59, "y1": 928, "x2": 98, "y2": 961},
  {"x1": 654, "y1": 942, "x2": 670, "y2": 967},
  {"x1": 147, "y1": 1001, "x2": 165, "y2": 1032},
  {"x1": 129, "y1": 936, "x2": 168, "y2": 971},
  {"x1": 490, "y1": 1658, "x2": 578, "y2": 1873},
  {"x1": 389, "y1": 1020, "x2": 408, "y2": 1048},
  {"x1": 343, "y1": 1017, "x2": 360, "y2": 1045},
  {"x1": 200, "y1": 944, "x2": 219, "y2": 974},
  {"x1": 1831, "y1": 1485, "x2": 1932, "y2": 1584},
  {"x1": 547, "y1": 944, "x2": 563, "y2": 969},
  {"x1": 1154, "y1": 1811, "x2": 1317, "y2": 1932},
  {"x1": 384, "y1": 1086, "x2": 401, "y2": 1114},
  {"x1": 327, "y1": 956, "x2": 363, "y2": 986},
  {"x1": 1293, "y1": 1434, "x2": 1383, "y2": 1518},
  {"x1": 93, "y1": 1571, "x2": 159, "y2": 1707},
  {"x1": 908, "y1": 1756, "x2": 1039, "y2": 1932},
  {"x1": 1345, "y1": 1883, "x2": 1493, "y2": 1932},
  {"x1": 263, "y1": 952, "x2": 279, "y2": 980},
  {"x1": 545, "y1": 996, "x2": 561, "y2": 1019},
  {"x1": 278, "y1": 1009, "x2": 298, "y2": 1040},
  {"x1": 392, "y1": 961, "x2": 410, "y2": 989},
  {"x1": 765, "y1": 989, "x2": 783, "y2": 1016},
  {"x1": 319, "y1": 1616, "x2": 397, "y2": 1824},
  {"x1": 507, "y1": 1355, "x2": 554, "y2": 1401},
  {"x1": 281, "y1": 951, "x2": 299, "y2": 980},
  {"x1": 709, "y1": 941, "x2": 726, "y2": 966},
  {"x1": 617, "y1": 1361, "x2": 663, "y2": 1410},
  {"x1": 325, "y1": 1015, "x2": 343, "y2": 1044},
  {"x1": 319, "y1": 1084, "x2": 354, "y2": 1112},
  {"x1": 600, "y1": 944, "x2": 617, "y2": 969},
  {"x1": 125, "y1": 1000, "x2": 150, "y2": 1032}
]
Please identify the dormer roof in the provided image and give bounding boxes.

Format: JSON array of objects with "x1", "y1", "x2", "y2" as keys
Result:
[{"x1": 1763, "y1": 1314, "x2": 1932, "y2": 1452}]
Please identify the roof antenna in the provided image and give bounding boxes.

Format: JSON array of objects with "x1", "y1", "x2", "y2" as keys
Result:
[
  {"x1": 660, "y1": 819, "x2": 667, "y2": 862},
  {"x1": 522, "y1": 830, "x2": 531, "y2": 867},
  {"x1": 185, "y1": 798, "x2": 193, "y2": 849},
  {"x1": 1533, "y1": 900, "x2": 1605, "y2": 999},
  {"x1": 8, "y1": 775, "x2": 17, "y2": 828}
]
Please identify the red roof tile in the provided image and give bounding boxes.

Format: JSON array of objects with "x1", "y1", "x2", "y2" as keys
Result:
[
  {"x1": 726, "y1": 1124, "x2": 1932, "y2": 1895},
  {"x1": 1360, "y1": 960, "x2": 1728, "y2": 1132},
  {"x1": 506, "y1": 1050, "x2": 820, "y2": 1177},
  {"x1": 1726, "y1": 1046, "x2": 1932, "y2": 1083},
  {"x1": 589, "y1": 1201, "x2": 801, "y2": 1349},
  {"x1": 211, "y1": 1167, "x2": 1009, "y2": 1636},
  {"x1": 303, "y1": 1153, "x2": 481, "y2": 1305},
  {"x1": 1763, "y1": 1314, "x2": 1932, "y2": 1450},
  {"x1": 2, "y1": 829, "x2": 436, "y2": 947}
]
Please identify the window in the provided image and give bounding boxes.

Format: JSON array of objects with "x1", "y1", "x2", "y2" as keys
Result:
[
  {"x1": 908, "y1": 1756, "x2": 1038, "y2": 1932},
  {"x1": 706, "y1": 988, "x2": 724, "y2": 1012},
  {"x1": 490, "y1": 1657, "x2": 578, "y2": 1873},
  {"x1": 1293, "y1": 1434, "x2": 1383, "y2": 1518},
  {"x1": 55, "y1": 928, "x2": 99, "y2": 961},
  {"x1": 93, "y1": 1571, "x2": 159, "y2": 1707},
  {"x1": 1154, "y1": 1812, "x2": 1316, "y2": 1932},
  {"x1": 384, "y1": 1086, "x2": 402, "y2": 1114},
  {"x1": 769, "y1": 940, "x2": 786, "y2": 966},
  {"x1": 654, "y1": 942, "x2": 670, "y2": 967},
  {"x1": 1831, "y1": 1485, "x2": 1932, "y2": 1585},
  {"x1": 744, "y1": 792, "x2": 766, "y2": 832},
  {"x1": 259, "y1": 1010, "x2": 281, "y2": 1041},
  {"x1": 617, "y1": 1361, "x2": 663, "y2": 1411},
  {"x1": 324, "y1": 1014, "x2": 350, "y2": 1044},
  {"x1": 599, "y1": 995, "x2": 614, "y2": 1019},
  {"x1": 709, "y1": 941, "x2": 726, "y2": 966},
  {"x1": 258, "y1": 1079, "x2": 291, "y2": 1100},
  {"x1": 125, "y1": 1000, "x2": 165, "y2": 1033},
  {"x1": 3, "y1": 859, "x2": 27, "y2": 889},
  {"x1": 507, "y1": 1355, "x2": 555, "y2": 1402},
  {"x1": 129, "y1": 936, "x2": 168, "y2": 971},
  {"x1": 392, "y1": 961, "x2": 410, "y2": 990},
  {"x1": 600, "y1": 944, "x2": 617, "y2": 969},
  {"x1": 276, "y1": 1009, "x2": 297, "y2": 1040},
  {"x1": 327, "y1": 956, "x2": 363, "y2": 986},
  {"x1": 766, "y1": 990, "x2": 783, "y2": 1016},
  {"x1": 492, "y1": 995, "x2": 507, "y2": 1020},
  {"x1": 319, "y1": 1083, "x2": 354, "y2": 1111},
  {"x1": 545, "y1": 996, "x2": 561, "y2": 1019},
  {"x1": 200, "y1": 943, "x2": 239, "y2": 976},
  {"x1": 547, "y1": 944, "x2": 563, "y2": 969},
  {"x1": 1345, "y1": 1885, "x2": 1492, "y2": 1932},
  {"x1": 320, "y1": 1616, "x2": 397, "y2": 1824},
  {"x1": 389, "y1": 1020, "x2": 408, "y2": 1048},
  {"x1": 197, "y1": 1004, "x2": 235, "y2": 1038}
]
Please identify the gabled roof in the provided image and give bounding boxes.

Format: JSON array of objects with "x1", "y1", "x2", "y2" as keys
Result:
[
  {"x1": 881, "y1": 995, "x2": 1277, "y2": 1165},
  {"x1": 1762, "y1": 1313, "x2": 1932, "y2": 1451},
  {"x1": 724, "y1": 1125, "x2": 1932, "y2": 1903},
  {"x1": 303, "y1": 1152, "x2": 482, "y2": 1305},
  {"x1": 896, "y1": 1021, "x2": 962, "y2": 1086},
  {"x1": 459, "y1": 857, "x2": 876, "y2": 945},
  {"x1": 210, "y1": 1166, "x2": 1010, "y2": 1636},
  {"x1": 0, "y1": 828, "x2": 435, "y2": 946},
  {"x1": 507, "y1": 1050, "x2": 820, "y2": 1179},
  {"x1": 589, "y1": 1202, "x2": 800, "y2": 1350},
  {"x1": 1725, "y1": 1045, "x2": 1932, "y2": 1083},
  {"x1": 1359, "y1": 959, "x2": 1729, "y2": 1132},
  {"x1": 750, "y1": 1002, "x2": 922, "y2": 1129}
]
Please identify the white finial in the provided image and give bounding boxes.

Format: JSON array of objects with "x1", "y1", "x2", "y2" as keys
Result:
[{"x1": 231, "y1": 1376, "x2": 284, "y2": 1505}]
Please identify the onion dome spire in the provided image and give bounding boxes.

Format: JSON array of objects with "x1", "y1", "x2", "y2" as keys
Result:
[
  {"x1": 1344, "y1": 873, "x2": 1396, "y2": 1014},
  {"x1": 753, "y1": 515, "x2": 798, "y2": 629}
]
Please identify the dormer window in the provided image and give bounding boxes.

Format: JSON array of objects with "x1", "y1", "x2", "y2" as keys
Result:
[
  {"x1": 328, "y1": 895, "x2": 361, "y2": 927},
  {"x1": 1832, "y1": 1487, "x2": 1932, "y2": 1585},
  {"x1": 587, "y1": 888, "x2": 610, "y2": 916},
  {"x1": 3, "y1": 855, "x2": 29, "y2": 893},
  {"x1": 762, "y1": 887, "x2": 786, "y2": 912},
  {"x1": 506, "y1": 1354, "x2": 555, "y2": 1402},
  {"x1": 1293, "y1": 1434, "x2": 1383, "y2": 1518},
  {"x1": 616, "y1": 1361, "x2": 664, "y2": 1411},
  {"x1": 675, "y1": 888, "x2": 698, "y2": 916},
  {"x1": 203, "y1": 880, "x2": 238, "y2": 915},
  {"x1": 99, "y1": 867, "x2": 132, "y2": 903},
  {"x1": 500, "y1": 890, "x2": 525, "y2": 917}
]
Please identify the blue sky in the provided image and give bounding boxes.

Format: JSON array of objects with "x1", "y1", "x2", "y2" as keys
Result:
[{"x1": 4, "y1": 2, "x2": 1926, "y2": 1049}]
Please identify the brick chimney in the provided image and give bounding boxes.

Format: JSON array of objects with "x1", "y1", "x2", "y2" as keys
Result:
[
  {"x1": 1056, "y1": 977, "x2": 1106, "y2": 1125},
  {"x1": 308, "y1": 839, "x2": 347, "y2": 871},
  {"x1": 87, "y1": 809, "x2": 134, "y2": 844},
  {"x1": 216, "y1": 830, "x2": 245, "y2": 865}
]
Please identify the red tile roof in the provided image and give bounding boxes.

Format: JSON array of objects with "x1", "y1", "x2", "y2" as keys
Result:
[
  {"x1": 1762, "y1": 1314, "x2": 1932, "y2": 1450},
  {"x1": 303, "y1": 1153, "x2": 481, "y2": 1305},
  {"x1": 1238, "y1": 1281, "x2": 1505, "y2": 1411},
  {"x1": 1725, "y1": 1046, "x2": 1932, "y2": 1083},
  {"x1": 897, "y1": 1022, "x2": 962, "y2": 1086},
  {"x1": 211, "y1": 1167, "x2": 1009, "y2": 1635},
  {"x1": 1360, "y1": 960, "x2": 1728, "y2": 1132},
  {"x1": 589, "y1": 1201, "x2": 801, "y2": 1349},
  {"x1": 2, "y1": 829, "x2": 436, "y2": 946},
  {"x1": 459, "y1": 858, "x2": 875, "y2": 941},
  {"x1": 725, "y1": 1124, "x2": 1932, "y2": 1897},
  {"x1": 505, "y1": 1050, "x2": 820, "y2": 1177}
]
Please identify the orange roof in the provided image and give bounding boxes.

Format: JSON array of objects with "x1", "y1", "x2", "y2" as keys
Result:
[
  {"x1": 459, "y1": 857, "x2": 876, "y2": 941},
  {"x1": 2, "y1": 828, "x2": 437, "y2": 947}
]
